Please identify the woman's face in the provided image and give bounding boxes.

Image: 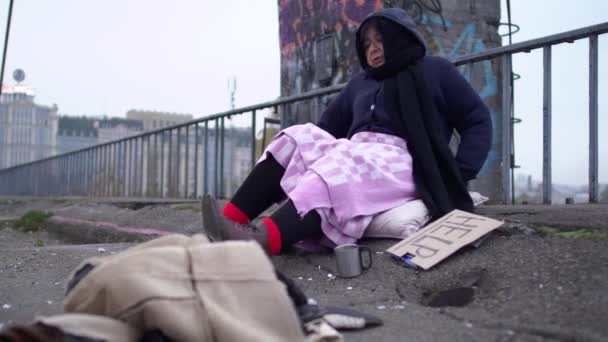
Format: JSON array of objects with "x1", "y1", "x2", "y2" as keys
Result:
[{"x1": 364, "y1": 25, "x2": 385, "y2": 68}]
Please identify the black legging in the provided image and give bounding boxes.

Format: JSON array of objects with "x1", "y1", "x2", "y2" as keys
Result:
[
  {"x1": 230, "y1": 154, "x2": 287, "y2": 219},
  {"x1": 271, "y1": 199, "x2": 322, "y2": 246},
  {"x1": 230, "y1": 154, "x2": 322, "y2": 246}
]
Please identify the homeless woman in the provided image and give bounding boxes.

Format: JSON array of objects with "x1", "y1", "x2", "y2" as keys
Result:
[{"x1": 202, "y1": 7, "x2": 492, "y2": 255}]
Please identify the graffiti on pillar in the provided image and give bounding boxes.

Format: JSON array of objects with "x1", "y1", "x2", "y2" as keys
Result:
[
  {"x1": 416, "y1": 16, "x2": 498, "y2": 98},
  {"x1": 279, "y1": 0, "x2": 383, "y2": 93},
  {"x1": 397, "y1": 0, "x2": 448, "y2": 31},
  {"x1": 279, "y1": 0, "x2": 497, "y2": 96},
  {"x1": 279, "y1": 0, "x2": 383, "y2": 57}
]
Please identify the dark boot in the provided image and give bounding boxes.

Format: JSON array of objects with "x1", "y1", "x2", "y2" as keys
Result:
[{"x1": 201, "y1": 194, "x2": 269, "y2": 251}]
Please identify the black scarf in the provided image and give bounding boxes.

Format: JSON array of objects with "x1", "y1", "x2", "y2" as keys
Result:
[{"x1": 364, "y1": 20, "x2": 473, "y2": 219}]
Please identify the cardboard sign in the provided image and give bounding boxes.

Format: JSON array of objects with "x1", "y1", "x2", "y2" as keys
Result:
[{"x1": 386, "y1": 210, "x2": 503, "y2": 270}]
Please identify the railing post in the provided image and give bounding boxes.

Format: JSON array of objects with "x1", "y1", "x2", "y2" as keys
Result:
[
  {"x1": 103, "y1": 145, "x2": 112, "y2": 197},
  {"x1": 153, "y1": 133, "x2": 158, "y2": 197},
  {"x1": 130, "y1": 140, "x2": 135, "y2": 197},
  {"x1": 542, "y1": 46, "x2": 552, "y2": 204},
  {"x1": 102, "y1": 146, "x2": 106, "y2": 197},
  {"x1": 94, "y1": 148, "x2": 99, "y2": 197},
  {"x1": 168, "y1": 131, "x2": 173, "y2": 197},
  {"x1": 90, "y1": 149, "x2": 94, "y2": 196},
  {"x1": 160, "y1": 133, "x2": 166, "y2": 198},
  {"x1": 62, "y1": 154, "x2": 71, "y2": 196},
  {"x1": 76, "y1": 152, "x2": 80, "y2": 196},
  {"x1": 139, "y1": 137, "x2": 144, "y2": 197},
  {"x1": 250, "y1": 110, "x2": 257, "y2": 170},
  {"x1": 84, "y1": 150, "x2": 88, "y2": 195},
  {"x1": 129, "y1": 140, "x2": 134, "y2": 197},
  {"x1": 95, "y1": 146, "x2": 103, "y2": 197},
  {"x1": 134, "y1": 139, "x2": 139, "y2": 197},
  {"x1": 204, "y1": 121, "x2": 209, "y2": 195},
  {"x1": 83, "y1": 151, "x2": 87, "y2": 195},
  {"x1": 185, "y1": 125, "x2": 190, "y2": 198},
  {"x1": 121, "y1": 141, "x2": 126, "y2": 196},
  {"x1": 73, "y1": 154, "x2": 77, "y2": 196},
  {"x1": 589, "y1": 34, "x2": 599, "y2": 203},
  {"x1": 79, "y1": 151, "x2": 83, "y2": 195},
  {"x1": 220, "y1": 117, "x2": 225, "y2": 198},
  {"x1": 176, "y1": 128, "x2": 181, "y2": 197},
  {"x1": 501, "y1": 54, "x2": 513, "y2": 205},
  {"x1": 106, "y1": 145, "x2": 112, "y2": 197},
  {"x1": 134, "y1": 140, "x2": 138, "y2": 197},
  {"x1": 214, "y1": 118, "x2": 220, "y2": 197},
  {"x1": 194, "y1": 123, "x2": 200, "y2": 198},
  {"x1": 67, "y1": 155, "x2": 72, "y2": 196},
  {"x1": 113, "y1": 143, "x2": 118, "y2": 197},
  {"x1": 145, "y1": 135, "x2": 150, "y2": 197}
]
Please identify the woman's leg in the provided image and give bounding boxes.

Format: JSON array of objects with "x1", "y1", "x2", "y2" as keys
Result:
[
  {"x1": 203, "y1": 194, "x2": 322, "y2": 255},
  {"x1": 223, "y1": 154, "x2": 287, "y2": 223},
  {"x1": 268, "y1": 199, "x2": 322, "y2": 249}
]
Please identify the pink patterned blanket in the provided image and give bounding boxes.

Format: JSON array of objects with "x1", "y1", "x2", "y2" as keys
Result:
[{"x1": 260, "y1": 123, "x2": 417, "y2": 246}]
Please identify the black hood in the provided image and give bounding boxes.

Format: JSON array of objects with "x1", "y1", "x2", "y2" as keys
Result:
[{"x1": 355, "y1": 7, "x2": 427, "y2": 70}]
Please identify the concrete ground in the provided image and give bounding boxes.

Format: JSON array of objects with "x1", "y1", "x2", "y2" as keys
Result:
[{"x1": 0, "y1": 197, "x2": 607, "y2": 341}]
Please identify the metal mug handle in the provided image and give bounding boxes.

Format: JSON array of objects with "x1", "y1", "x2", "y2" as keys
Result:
[{"x1": 359, "y1": 246, "x2": 372, "y2": 271}]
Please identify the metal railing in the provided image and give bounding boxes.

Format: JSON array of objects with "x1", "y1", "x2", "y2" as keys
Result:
[
  {"x1": 449, "y1": 22, "x2": 606, "y2": 204},
  {"x1": 0, "y1": 22, "x2": 606, "y2": 203}
]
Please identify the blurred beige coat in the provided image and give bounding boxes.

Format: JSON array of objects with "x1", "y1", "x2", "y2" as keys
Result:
[{"x1": 52, "y1": 234, "x2": 307, "y2": 342}]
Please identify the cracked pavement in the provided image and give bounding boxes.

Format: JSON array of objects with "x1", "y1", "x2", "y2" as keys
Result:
[{"x1": 0, "y1": 198, "x2": 607, "y2": 341}]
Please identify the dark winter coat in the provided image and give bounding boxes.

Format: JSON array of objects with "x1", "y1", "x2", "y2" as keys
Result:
[{"x1": 317, "y1": 9, "x2": 492, "y2": 182}]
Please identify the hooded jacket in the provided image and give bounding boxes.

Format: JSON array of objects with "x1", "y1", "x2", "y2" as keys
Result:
[{"x1": 317, "y1": 8, "x2": 492, "y2": 181}]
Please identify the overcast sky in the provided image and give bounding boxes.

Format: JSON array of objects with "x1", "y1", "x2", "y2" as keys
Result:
[{"x1": 0, "y1": 0, "x2": 605, "y2": 186}]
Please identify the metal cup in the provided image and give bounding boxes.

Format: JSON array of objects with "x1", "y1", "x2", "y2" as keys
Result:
[{"x1": 334, "y1": 244, "x2": 373, "y2": 278}]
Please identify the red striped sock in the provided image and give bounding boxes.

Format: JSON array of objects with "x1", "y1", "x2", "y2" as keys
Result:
[
  {"x1": 223, "y1": 202, "x2": 250, "y2": 224},
  {"x1": 261, "y1": 217, "x2": 282, "y2": 256}
]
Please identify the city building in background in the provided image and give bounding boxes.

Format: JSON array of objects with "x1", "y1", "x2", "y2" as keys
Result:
[
  {"x1": 95, "y1": 117, "x2": 143, "y2": 144},
  {"x1": 126, "y1": 110, "x2": 193, "y2": 131},
  {"x1": 56, "y1": 115, "x2": 98, "y2": 154},
  {"x1": 0, "y1": 85, "x2": 58, "y2": 169}
]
